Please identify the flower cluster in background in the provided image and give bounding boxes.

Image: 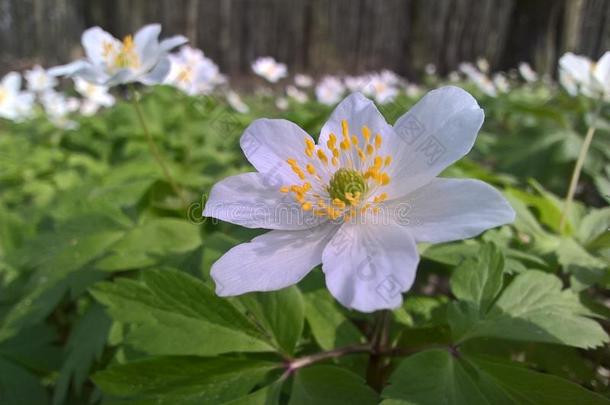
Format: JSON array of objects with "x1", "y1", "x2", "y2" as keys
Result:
[{"x1": 0, "y1": 24, "x2": 608, "y2": 130}]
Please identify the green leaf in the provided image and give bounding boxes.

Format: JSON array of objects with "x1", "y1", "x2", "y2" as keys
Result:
[
  {"x1": 556, "y1": 237, "x2": 608, "y2": 290},
  {"x1": 289, "y1": 365, "x2": 379, "y2": 405},
  {"x1": 450, "y1": 271, "x2": 609, "y2": 349},
  {"x1": 223, "y1": 380, "x2": 283, "y2": 405},
  {"x1": 239, "y1": 286, "x2": 305, "y2": 356},
  {"x1": 95, "y1": 218, "x2": 201, "y2": 271},
  {"x1": 381, "y1": 349, "x2": 609, "y2": 405},
  {"x1": 53, "y1": 304, "x2": 111, "y2": 405},
  {"x1": 303, "y1": 289, "x2": 364, "y2": 351},
  {"x1": 0, "y1": 357, "x2": 49, "y2": 405},
  {"x1": 90, "y1": 268, "x2": 275, "y2": 356},
  {"x1": 93, "y1": 356, "x2": 279, "y2": 404},
  {"x1": 450, "y1": 243, "x2": 504, "y2": 313}
]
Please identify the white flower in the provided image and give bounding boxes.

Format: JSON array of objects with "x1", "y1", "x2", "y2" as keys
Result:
[
  {"x1": 73, "y1": 77, "x2": 115, "y2": 115},
  {"x1": 49, "y1": 24, "x2": 187, "y2": 86},
  {"x1": 518, "y1": 62, "x2": 538, "y2": 83},
  {"x1": 448, "y1": 71, "x2": 460, "y2": 82},
  {"x1": 0, "y1": 72, "x2": 35, "y2": 121},
  {"x1": 204, "y1": 88, "x2": 515, "y2": 312},
  {"x1": 477, "y1": 58, "x2": 490, "y2": 73},
  {"x1": 405, "y1": 84, "x2": 422, "y2": 98},
  {"x1": 287, "y1": 85, "x2": 308, "y2": 103},
  {"x1": 294, "y1": 74, "x2": 313, "y2": 88},
  {"x1": 470, "y1": 71, "x2": 497, "y2": 97},
  {"x1": 41, "y1": 90, "x2": 80, "y2": 129},
  {"x1": 165, "y1": 45, "x2": 225, "y2": 95},
  {"x1": 559, "y1": 52, "x2": 609, "y2": 100},
  {"x1": 363, "y1": 74, "x2": 399, "y2": 104},
  {"x1": 492, "y1": 72, "x2": 510, "y2": 93},
  {"x1": 252, "y1": 57, "x2": 288, "y2": 83},
  {"x1": 344, "y1": 75, "x2": 369, "y2": 93},
  {"x1": 226, "y1": 90, "x2": 249, "y2": 113},
  {"x1": 276, "y1": 97, "x2": 289, "y2": 110},
  {"x1": 425, "y1": 64, "x2": 437, "y2": 76},
  {"x1": 24, "y1": 65, "x2": 58, "y2": 93},
  {"x1": 316, "y1": 76, "x2": 345, "y2": 105}
]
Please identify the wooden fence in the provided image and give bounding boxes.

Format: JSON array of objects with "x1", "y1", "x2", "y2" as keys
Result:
[{"x1": 0, "y1": 0, "x2": 608, "y2": 78}]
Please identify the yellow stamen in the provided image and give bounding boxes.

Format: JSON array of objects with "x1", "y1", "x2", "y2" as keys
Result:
[
  {"x1": 280, "y1": 186, "x2": 290, "y2": 193},
  {"x1": 306, "y1": 164, "x2": 316, "y2": 175},
  {"x1": 317, "y1": 149, "x2": 328, "y2": 164},
  {"x1": 302, "y1": 202, "x2": 313, "y2": 211},
  {"x1": 362, "y1": 126, "x2": 371, "y2": 142},
  {"x1": 341, "y1": 120, "x2": 349, "y2": 138},
  {"x1": 375, "y1": 134, "x2": 382, "y2": 149}
]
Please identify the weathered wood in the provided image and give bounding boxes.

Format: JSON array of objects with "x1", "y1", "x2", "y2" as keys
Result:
[{"x1": 0, "y1": 0, "x2": 607, "y2": 77}]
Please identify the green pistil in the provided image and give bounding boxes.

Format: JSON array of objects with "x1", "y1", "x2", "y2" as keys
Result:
[{"x1": 327, "y1": 168, "x2": 367, "y2": 205}]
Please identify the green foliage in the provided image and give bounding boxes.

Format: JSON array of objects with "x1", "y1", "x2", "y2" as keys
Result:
[{"x1": 0, "y1": 85, "x2": 608, "y2": 404}]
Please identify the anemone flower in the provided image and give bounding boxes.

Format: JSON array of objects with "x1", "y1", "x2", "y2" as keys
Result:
[{"x1": 204, "y1": 87, "x2": 515, "y2": 312}]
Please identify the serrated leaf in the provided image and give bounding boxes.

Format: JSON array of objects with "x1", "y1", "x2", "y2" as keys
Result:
[
  {"x1": 381, "y1": 349, "x2": 609, "y2": 405},
  {"x1": 90, "y1": 268, "x2": 275, "y2": 356},
  {"x1": 95, "y1": 218, "x2": 201, "y2": 271},
  {"x1": 289, "y1": 365, "x2": 378, "y2": 405},
  {"x1": 450, "y1": 243, "x2": 504, "y2": 312},
  {"x1": 450, "y1": 271, "x2": 609, "y2": 348},
  {"x1": 53, "y1": 304, "x2": 111, "y2": 405},
  {"x1": 239, "y1": 286, "x2": 305, "y2": 356},
  {"x1": 93, "y1": 356, "x2": 279, "y2": 404}
]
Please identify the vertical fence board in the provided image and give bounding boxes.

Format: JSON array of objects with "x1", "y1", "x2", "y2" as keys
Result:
[{"x1": 0, "y1": 0, "x2": 606, "y2": 77}]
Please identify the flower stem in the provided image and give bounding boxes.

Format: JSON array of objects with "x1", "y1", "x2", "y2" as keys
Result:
[
  {"x1": 286, "y1": 343, "x2": 371, "y2": 372},
  {"x1": 559, "y1": 102, "x2": 602, "y2": 233},
  {"x1": 130, "y1": 89, "x2": 187, "y2": 209},
  {"x1": 366, "y1": 310, "x2": 391, "y2": 392}
]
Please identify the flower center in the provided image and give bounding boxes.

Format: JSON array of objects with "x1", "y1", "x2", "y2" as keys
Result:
[
  {"x1": 280, "y1": 119, "x2": 393, "y2": 221},
  {"x1": 103, "y1": 35, "x2": 140, "y2": 70},
  {"x1": 327, "y1": 168, "x2": 367, "y2": 205}
]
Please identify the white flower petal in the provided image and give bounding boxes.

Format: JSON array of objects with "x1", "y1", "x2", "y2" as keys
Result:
[
  {"x1": 203, "y1": 172, "x2": 323, "y2": 230},
  {"x1": 134, "y1": 23, "x2": 162, "y2": 69},
  {"x1": 211, "y1": 223, "x2": 337, "y2": 296},
  {"x1": 322, "y1": 220, "x2": 419, "y2": 312},
  {"x1": 390, "y1": 178, "x2": 515, "y2": 243},
  {"x1": 82, "y1": 27, "x2": 119, "y2": 66},
  {"x1": 160, "y1": 35, "x2": 189, "y2": 52},
  {"x1": 389, "y1": 86, "x2": 484, "y2": 197},
  {"x1": 593, "y1": 51, "x2": 610, "y2": 93},
  {"x1": 318, "y1": 92, "x2": 395, "y2": 162},
  {"x1": 240, "y1": 119, "x2": 317, "y2": 184},
  {"x1": 139, "y1": 57, "x2": 171, "y2": 85},
  {"x1": 559, "y1": 53, "x2": 592, "y2": 84},
  {"x1": 2, "y1": 72, "x2": 21, "y2": 92}
]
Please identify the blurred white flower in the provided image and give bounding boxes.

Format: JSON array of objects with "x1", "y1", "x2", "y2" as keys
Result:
[
  {"x1": 518, "y1": 62, "x2": 538, "y2": 83},
  {"x1": 286, "y1": 85, "x2": 308, "y2": 103},
  {"x1": 203, "y1": 88, "x2": 514, "y2": 312},
  {"x1": 379, "y1": 70, "x2": 401, "y2": 86},
  {"x1": 41, "y1": 90, "x2": 80, "y2": 129},
  {"x1": 165, "y1": 45, "x2": 225, "y2": 95},
  {"x1": 492, "y1": 72, "x2": 510, "y2": 93},
  {"x1": 49, "y1": 24, "x2": 187, "y2": 86},
  {"x1": 448, "y1": 71, "x2": 460, "y2": 82},
  {"x1": 294, "y1": 73, "x2": 313, "y2": 88},
  {"x1": 226, "y1": 90, "x2": 249, "y2": 113},
  {"x1": 252, "y1": 56, "x2": 288, "y2": 83},
  {"x1": 476, "y1": 58, "x2": 490, "y2": 73},
  {"x1": 73, "y1": 77, "x2": 115, "y2": 115},
  {"x1": 405, "y1": 84, "x2": 422, "y2": 98},
  {"x1": 315, "y1": 76, "x2": 345, "y2": 105},
  {"x1": 559, "y1": 52, "x2": 609, "y2": 100},
  {"x1": 0, "y1": 72, "x2": 35, "y2": 121},
  {"x1": 460, "y1": 63, "x2": 497, "y2": 97},
  {"x1": 25, "y1": 65, "x2": 58, "y2": 93},
  {"x1": 425, "y1": 63, "x2": 437, "y2": 76},
  {"x1": 344, "y1": 75, "x2": 369, "y2": 93},
  {"x1": 275, "y1": 97, "x2": 289, "y2": 110},
  {"x1": 363, "y1": 74, "x2": 398, "y2": 104}
]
